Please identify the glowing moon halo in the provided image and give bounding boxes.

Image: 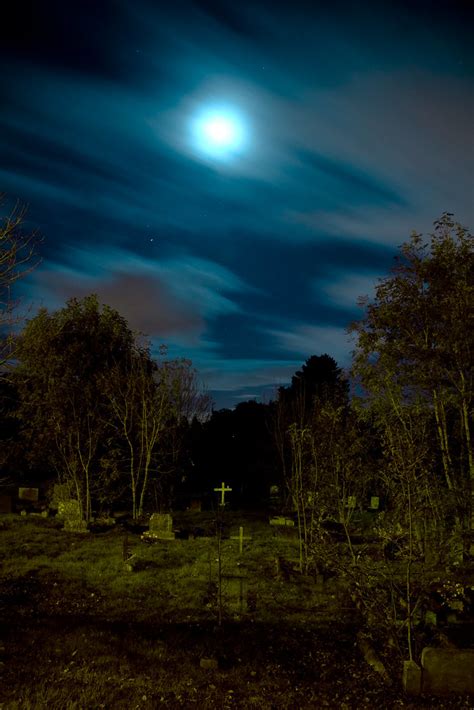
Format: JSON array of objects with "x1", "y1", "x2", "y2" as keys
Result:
[
  {"x1": 203, "y1": 116, "x2": 236, "y2": 145},
  {"x1": 192, "y1": 108, "x2": 246, "y2": 159}
]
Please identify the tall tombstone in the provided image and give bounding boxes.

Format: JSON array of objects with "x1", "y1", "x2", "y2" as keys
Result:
[
  {"x1": 269, "y1": 484, "x2": 280, "y2": 506},
  {"x1": 148, "y1": 513, "x2": 175, "y2": 540},
  {"x1": 50, "y1": 483, "x2": 72, "y2": 510},
  {"x1": 369, "y1": 496, "x2": 380, "y2": 510},
  {"x1": 58, "y1": 499, "x2": 89, "y2": 533}
]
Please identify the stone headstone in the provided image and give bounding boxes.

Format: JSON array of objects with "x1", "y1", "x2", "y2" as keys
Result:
[
  {"x1": 425, "y1": 610, "x2": 437, "y2": 627},
  {"x1": 403, "y1": 660, "x2": 422, "y2": 694},
  {"x1": 269, "y1": 516, "x2": 295, "y2": 527},
  {"x1": 0, "y1": 495, "x2": 12, "y2": 514},
  {"x1": 50, "y1": 483, "x2": 72, "y2": 510},
  {"x1": 18, "y1": 487, "x2": 39, "y2": 502},
  {"x1": 421, "y1": 647, "x2": 474, "y2": 694},
  {"x1": 369, "y1": 496, "x2": 380, "y2": 510},
  {"x1": 147, "y1": 513, "x2": 175, "y2": 539},
  {"x1": 58, "y1": 499, "x2": 81, "y2": 518},
  {"x1": 58, "y1": 499, "x2": 88, "y2": 533},
  {"x1": 189, "y1": 498, "x2": 202, "y2": 512}
]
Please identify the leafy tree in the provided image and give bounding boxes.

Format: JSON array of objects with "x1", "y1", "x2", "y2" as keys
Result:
[
  {"x1": 14, "y1": 295, "x2": 136, "y2": 520},
  {"x1": 287, "y1": 402, "x2": 369, "y2": 573},
  {"x1": 273, "y1": 355, "x2": 350, "y2": 508},
  {"x1": 351, "y1": 213, "x2": 474, "y2": 536},
  {"x1": 153, "y1": 356, "x2": 211, "y2": 504},
  {"x1": 279, "y1": 354, "x2": 349, "y2": 424},
  {"x1": 270, "y1": 355, "x2": 364, "y2": 572}
]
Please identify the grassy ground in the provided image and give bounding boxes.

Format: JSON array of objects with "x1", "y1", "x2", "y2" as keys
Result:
[{"x1": 0, "y1": 513, "x2": 473, "y2": 709}]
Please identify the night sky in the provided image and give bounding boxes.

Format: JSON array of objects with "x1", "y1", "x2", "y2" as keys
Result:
[{"x1": 1, "y1": 0, "x2": 473, "y2": 408}]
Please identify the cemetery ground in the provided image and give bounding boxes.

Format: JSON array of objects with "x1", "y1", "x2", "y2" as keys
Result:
[{"x1": 0, "y1": 513, "x2": 473, "y2": 709}]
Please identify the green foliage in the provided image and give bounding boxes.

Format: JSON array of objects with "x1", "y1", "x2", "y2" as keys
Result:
[
  {"x1": 11, "y1": 295, "x2": 208, "y2": 518},
  {"x1": 272, "y1": 354, "x2": 367, "y2": 572},
  {"x1": 351, "y1": 213, "x2": 474, "y2": 532},
  {"x1": 13, "y1": 295, "x2": 136, "y2": 519}
]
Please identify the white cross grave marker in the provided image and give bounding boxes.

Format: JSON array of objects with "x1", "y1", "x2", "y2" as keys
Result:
[
  {"x1": 231, "y1": 526, "x2": 252, "y2": 554},
  {"x1": 214, "y1": 481, "x2": 232, "y2": 506}
]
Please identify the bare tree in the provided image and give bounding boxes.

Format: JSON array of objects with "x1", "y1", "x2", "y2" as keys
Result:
[
  {"x1": 104, "y1": 349, "x2": 210, "y2": 518},
  {"x1": 0, "y1": 196, "x2": 40, "y2": 367}
]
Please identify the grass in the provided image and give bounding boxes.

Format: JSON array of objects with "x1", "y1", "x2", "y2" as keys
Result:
[{"x1": 0, "y1": 513, "x2": 473, "y2": 708}]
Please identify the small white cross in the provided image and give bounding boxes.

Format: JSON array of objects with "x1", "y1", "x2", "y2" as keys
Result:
[
  {"x1": 214, "y1": 481, "x2": 232, "y2": 506},
  {"x1": 231, "y1": 526, "x2": 252, "y2": 554}
]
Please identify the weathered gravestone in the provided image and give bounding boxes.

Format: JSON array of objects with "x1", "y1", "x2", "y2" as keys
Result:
[
  {"x1": 58, "y1": 499, "x2": 89, "y2": 533},
  {"x1": 269, "y1": 516, "x2": 295, "y2": 527},
  {"x1": 269, "y1": 484, "x2": 281, "y2": 507},
  {"x1": 50, "y1": 484, "x2": 73, "y2": 511},
  {"x1": 369, "y1": 496, "x2": 380, "y2": 510},
  {"x1": 404, "y1": 648, "x2": 474, "y2": 695},
  {"x1": 422, "y1": 647, "x2": 474, "y2": 694},
  {"x1": 18, "y1": 487, "x2": 39, "y2": 503},
  {"x1": 145, "y1": 513, "x2": 175, "y2": 540}
]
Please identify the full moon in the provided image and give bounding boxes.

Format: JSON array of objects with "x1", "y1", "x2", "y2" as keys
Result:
[{"x1": 192, "y1": 108, "x2": 246, "y2": 159}]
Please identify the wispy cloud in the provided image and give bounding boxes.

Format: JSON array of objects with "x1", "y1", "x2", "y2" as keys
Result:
[
  {"x1": 318, "y1": 272, "x2": 379, "y2": 310},
  {"x1": 268, "y1": 324, "x2": 355, "y2": 368}
]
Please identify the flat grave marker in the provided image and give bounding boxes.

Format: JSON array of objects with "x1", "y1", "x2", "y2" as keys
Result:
[{"x1": 269, "y1": 516, "x2": 295, "y2": 527}]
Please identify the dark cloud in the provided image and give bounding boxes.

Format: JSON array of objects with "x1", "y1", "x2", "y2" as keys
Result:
[{"x1": 193, "y1": 0, "x2": 266, "y2": 41}]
